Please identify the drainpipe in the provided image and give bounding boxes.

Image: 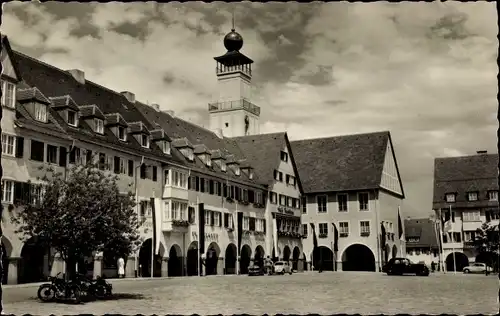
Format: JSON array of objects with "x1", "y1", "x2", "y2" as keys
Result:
[
  {"x1": 134, "y1": 157, "x2": 144, "y2": 278},
  {"x1": 374, "y1": 189, "x2": 382, "y2": 272}
]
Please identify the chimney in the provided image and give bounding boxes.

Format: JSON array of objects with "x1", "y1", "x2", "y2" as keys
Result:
[
  {"x1": 215, "y1": 128, "x2": 224, "y2": 139},
  {"x1": 67, "y1": 69, "x2": 85, "y2": 85},
  {"x1": 163, "y1": 110, "x2": 175, "y2": 117},
  {"x1": 477, "y1": 150, "x2": 488, "y2": 154},
  {"x1": 121, "y1": 91, "x2": 136, "y2": 103},
  {"x1": 151, "y1": 103, "x2": 160, "y2": 111}
]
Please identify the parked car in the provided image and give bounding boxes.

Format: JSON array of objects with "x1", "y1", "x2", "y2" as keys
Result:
[
  {"x1": 463, "y1": 263, "x2": 493, "y2": 274},
  {"x1": 274, "y1": 261, "x2": 293, "y2": 275},
  {"x1": 248, "y1": 264, "x2": 265, "y2": 276},
  {"x1": 383, "y1": 258, "x2": 429, "y2": 276}
]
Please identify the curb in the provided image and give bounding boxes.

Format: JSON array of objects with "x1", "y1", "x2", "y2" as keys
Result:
[{"x1": 3, "y1": 271, "x2": 315, "y2": 289}]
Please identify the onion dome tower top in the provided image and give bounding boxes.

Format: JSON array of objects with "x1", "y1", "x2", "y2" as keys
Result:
[{"x1": 223, "y1": 28, "x2": 244, "y2": 52}]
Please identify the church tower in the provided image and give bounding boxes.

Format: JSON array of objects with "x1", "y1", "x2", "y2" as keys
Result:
[{"x1": 208, "y1": 26, "x2": 260, "y2": 138}]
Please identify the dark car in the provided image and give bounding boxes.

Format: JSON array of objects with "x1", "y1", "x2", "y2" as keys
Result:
[
  {"x1": 383, "y1": 258, "x2": 429, "y2": 276},
  {"x1": 248, "y1": 264, "x2": 265, "y2": 276}
]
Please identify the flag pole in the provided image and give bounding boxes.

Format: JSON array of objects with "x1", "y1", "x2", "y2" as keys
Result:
[{"x1": 450, "y1": 204, "x2": 456, "y2": 274}]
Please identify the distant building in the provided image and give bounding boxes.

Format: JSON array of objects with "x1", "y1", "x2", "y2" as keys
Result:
[
  {"x1": 432, "y1": 151, "x2": 499, "y2": 272},
  {"x1": 291, "y1": 132, "x2": 406, "y2": 272},
  {"x1": 404, "y1": 218, "x2": 440, "y2": 268}
]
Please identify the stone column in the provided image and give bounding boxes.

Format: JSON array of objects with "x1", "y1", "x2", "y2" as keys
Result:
[
  {"x1": 217, "y1": 257, "x2": 224, "y2": 275},
  {"x1": 7, "y1": 257, "x2": 19, "y2": 285},
  {"x1": 337, "y1": 261, "x2": 343, "y2": 271},
  {"x1": 93, "y1": 255, "x2": 103, "y2": 279},
  {"x1": 298, "y1": 259, "x2": 304, "y2": 272},
  {"x1": 161, "y1": 257, "x2": 169, "y2": 277},
  {"x1": 125, "y1": 257, "x2": 136, "y2": 278}
]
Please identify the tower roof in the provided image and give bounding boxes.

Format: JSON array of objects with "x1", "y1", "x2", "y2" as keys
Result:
[{"x1": 214, "y1": 50, "x2": 253, "y2": 66}]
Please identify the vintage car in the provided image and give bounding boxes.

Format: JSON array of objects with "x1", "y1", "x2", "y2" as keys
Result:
[
  {"x1": 274, "y1": 261, "x2": 293, "y2": 275},
  {"x1": 463, "y1": 262, "x2": 493, "y2": 274},
  {"x1": 383, "y1": 258, "x2": 430, "y2": 276}
]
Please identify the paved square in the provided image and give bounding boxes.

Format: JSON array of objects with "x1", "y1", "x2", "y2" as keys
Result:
[{"x1": 4, "y1": 272, "x2": 498, "y2": 315}]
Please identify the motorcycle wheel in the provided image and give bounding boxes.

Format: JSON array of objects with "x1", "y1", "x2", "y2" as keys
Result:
[
  {"x1": 68, "y1": 285, "x2": 82, "y2": 304},
  {"x1": 37, "y1": 284, "x2": 56, "y2": 302},
  {"x1": 94, "y1": 285, "x2": 107, "y2": 300}
]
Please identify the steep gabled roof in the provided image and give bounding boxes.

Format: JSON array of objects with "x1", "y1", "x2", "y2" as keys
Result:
[
  {"x1": 290, "y1": 131, "x2": 390, "y2": 194},
  {"x1": 11, "y1": 50, "x2": 185, "y2": 164},
  {"x1": 232, "y1": 132, "x2": 286, "y2": 186},
  {"x1": 135, "y1": 102, "x2": 261, "y2": 186},
  {"x1": 433, "y1": 153, "x2": 498, "y2": 208},
  {"x1": 404, "y1": 218, "x2": 439, "y2": 249},
  {"x1": 1, "y1": 35, "x2": 22, "y2": 81}
]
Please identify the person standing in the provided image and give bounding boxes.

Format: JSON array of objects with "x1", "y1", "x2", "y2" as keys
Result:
[{"x1": 117, "y1": 257, "x2": 125, "y2": 278}]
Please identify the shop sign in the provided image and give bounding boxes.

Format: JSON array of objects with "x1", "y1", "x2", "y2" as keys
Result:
[
  {"x1": 277, "y1": 206, "x2": 294, "y2": 216},
  {"x1": 192, "y1": 232, "x2": 219, "y2": 242}
]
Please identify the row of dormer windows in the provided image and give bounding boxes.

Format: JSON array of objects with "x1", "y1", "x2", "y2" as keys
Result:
[
  {"x1": 187, "y1": 175, "x2": 264, "y2": 205},
  {"x1": 445, "y1": 191, "x2": 498, "y2": 203}
]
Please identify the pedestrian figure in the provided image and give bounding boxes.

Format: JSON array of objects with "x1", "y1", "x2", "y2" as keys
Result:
[
  {"x1": 431, "y1": 261, "x2": 436, "y2": 273},
  {"x1": 117, "y1": 257, "x2": 125, "y2": 278}
]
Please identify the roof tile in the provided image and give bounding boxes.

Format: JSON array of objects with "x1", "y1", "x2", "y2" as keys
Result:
[
  {"x1": 290, "y1": 132, "x2": 389, "y2": 193},
  {"x1": 17, "y1": 87, "x2": 51, "y2": 104}
]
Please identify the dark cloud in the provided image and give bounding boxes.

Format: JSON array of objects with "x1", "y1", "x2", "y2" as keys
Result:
[
  {"x1": 428, "y1": 12, "x2": 471, "y2": 40},
  {"x1": 109, "y1": 21, "x2": 150, "y2": 41}
]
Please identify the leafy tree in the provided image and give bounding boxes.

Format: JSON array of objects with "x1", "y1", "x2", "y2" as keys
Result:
[
  {"x1": 10, "y1": 161, "x2": 141, "y2": 278},
  {"x1": 467, "y1": 222, "x2": 500, "y2": 271}
]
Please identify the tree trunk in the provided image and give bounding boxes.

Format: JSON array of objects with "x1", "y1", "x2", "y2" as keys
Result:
[{"x1": 66, "y1": 254, "x2": 78, "y2": 281}]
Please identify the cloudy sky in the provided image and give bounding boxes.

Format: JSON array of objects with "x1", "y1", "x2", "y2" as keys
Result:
[{"x1": 1, "y1": 2, "x2": 497, "y2": 218}]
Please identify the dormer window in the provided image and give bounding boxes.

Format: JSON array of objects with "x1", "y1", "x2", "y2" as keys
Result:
[
  {"x1": 206, "y1": 157, "x2": 212, "y2": 167},
  {"x1": 489, "y1": 191, "x2": 498, "y2": 201},
  {"x1": 1, "y1": 80, "x2": 16, "y2": 108},
  {"x1": 161, "y1": 140, "x2": 171, "y2": 154},
  {"x1": 467, "y1": 192, "x2": 478, "y2": 201},
  {"x1": 445, "y1": 193, "x2": 456, "y2": 203},
  {"x1": 235, "y1": 167, "x2": 240, "y2": 176},
  {"x1": 280, "y1": 151, "x2": 288, "y2": 162},
  {"x1": 141, "y1": 134, "x2": 150, "y2": 148},
  {"x1": 118, "y1": 126, "x2": 127, "y2": 141},
  {"x1": 249, "y1": 171, "x2": 254, "y2": 180},
  {"x1": 67, "y1": 110, "x2": 78, "y2": 127},
  {"x1": 95, "y1": 118, "x2": 104, "y2": 134},
  {"x1": 221, "y1": 161, "x2": 227, "y2": 172},
  {"x1": 34, "y1": 103, "x2": 48, "y2": 123}
]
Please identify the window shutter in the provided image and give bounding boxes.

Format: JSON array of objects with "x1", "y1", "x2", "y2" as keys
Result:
[
  {"x1": 14, "y1": 182, "x2": 23, "y2": 204},
  {"x1": 114, "y1": 156, "x2": 120, "y2": 174},
  {"x1": 217, "y1": 182, "x2": 222, "y2": 196},
  {"x1": 86, "y1": 150, "x2": 93, "y2": 165},
  {"x1": 218, "y1": 212, "x2": 222, "y2": 227},
  {"x1": 223, "y1": 183, "x2": 227, "y2": 197},
  {"x1": 248, "y1": 190, "x2": 254, "y2": 203},
  {"x1": 15, "y1": 137, "x2": 24, "y2": 158},
  {"x1": 69, "y1": 147, "x2": 77, "y2": 164},
  {"x1": 263, "y1": 219, "x2": 266, "y2": 233},
  {"x1": 273, "y1": 170, "x2": 277, "y2": 180},
  {"x1": 200, "y1": 177, "x2": 205, "y2": 192},
  {"x1": 152, "y1": 166, "x2": 158, "y2": 182},
  {"x1": 59, "y1": 146, "x2": 67, "y2": 167},
  {"x1": 195, "y1": 176, "x2": 200, "y2": 191},
  {"x1": 140, "y1": 164, "x2": 146, "y2": 179},
  {"x1": 209, "y1": 180, "x2": 214, "y2": 194},
  {"x1": 188, "y1": 176, "x2": 192, "y2": 190},
  {"x1": 210, "y1": 211, "x2": 215, "y2": 226},
  {"x1": 128, "y1": 160, "x2": 134, "y2": 177}
]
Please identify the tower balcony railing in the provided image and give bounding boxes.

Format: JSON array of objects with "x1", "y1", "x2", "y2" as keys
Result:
[
  {"x1": 215, "y1": 66, "x2": 252, "y2": 77},
  {"x1": 208, "y1": 98, "x2": 261, "y2": 116}
]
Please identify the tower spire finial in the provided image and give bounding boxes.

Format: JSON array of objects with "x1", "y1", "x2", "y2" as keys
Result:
[{"x1": 231, "y1": 8, "x2": 235, "y2": 31}]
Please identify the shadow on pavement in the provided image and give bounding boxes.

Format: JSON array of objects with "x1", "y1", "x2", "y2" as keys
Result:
[{"x1": 29, "y1": 293, "x2": 147, "y2": 305}]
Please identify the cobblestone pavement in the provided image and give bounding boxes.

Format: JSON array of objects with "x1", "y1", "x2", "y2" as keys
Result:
[{"x1": 4, "y1": 272, "x2": 498, "y2": 315}]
